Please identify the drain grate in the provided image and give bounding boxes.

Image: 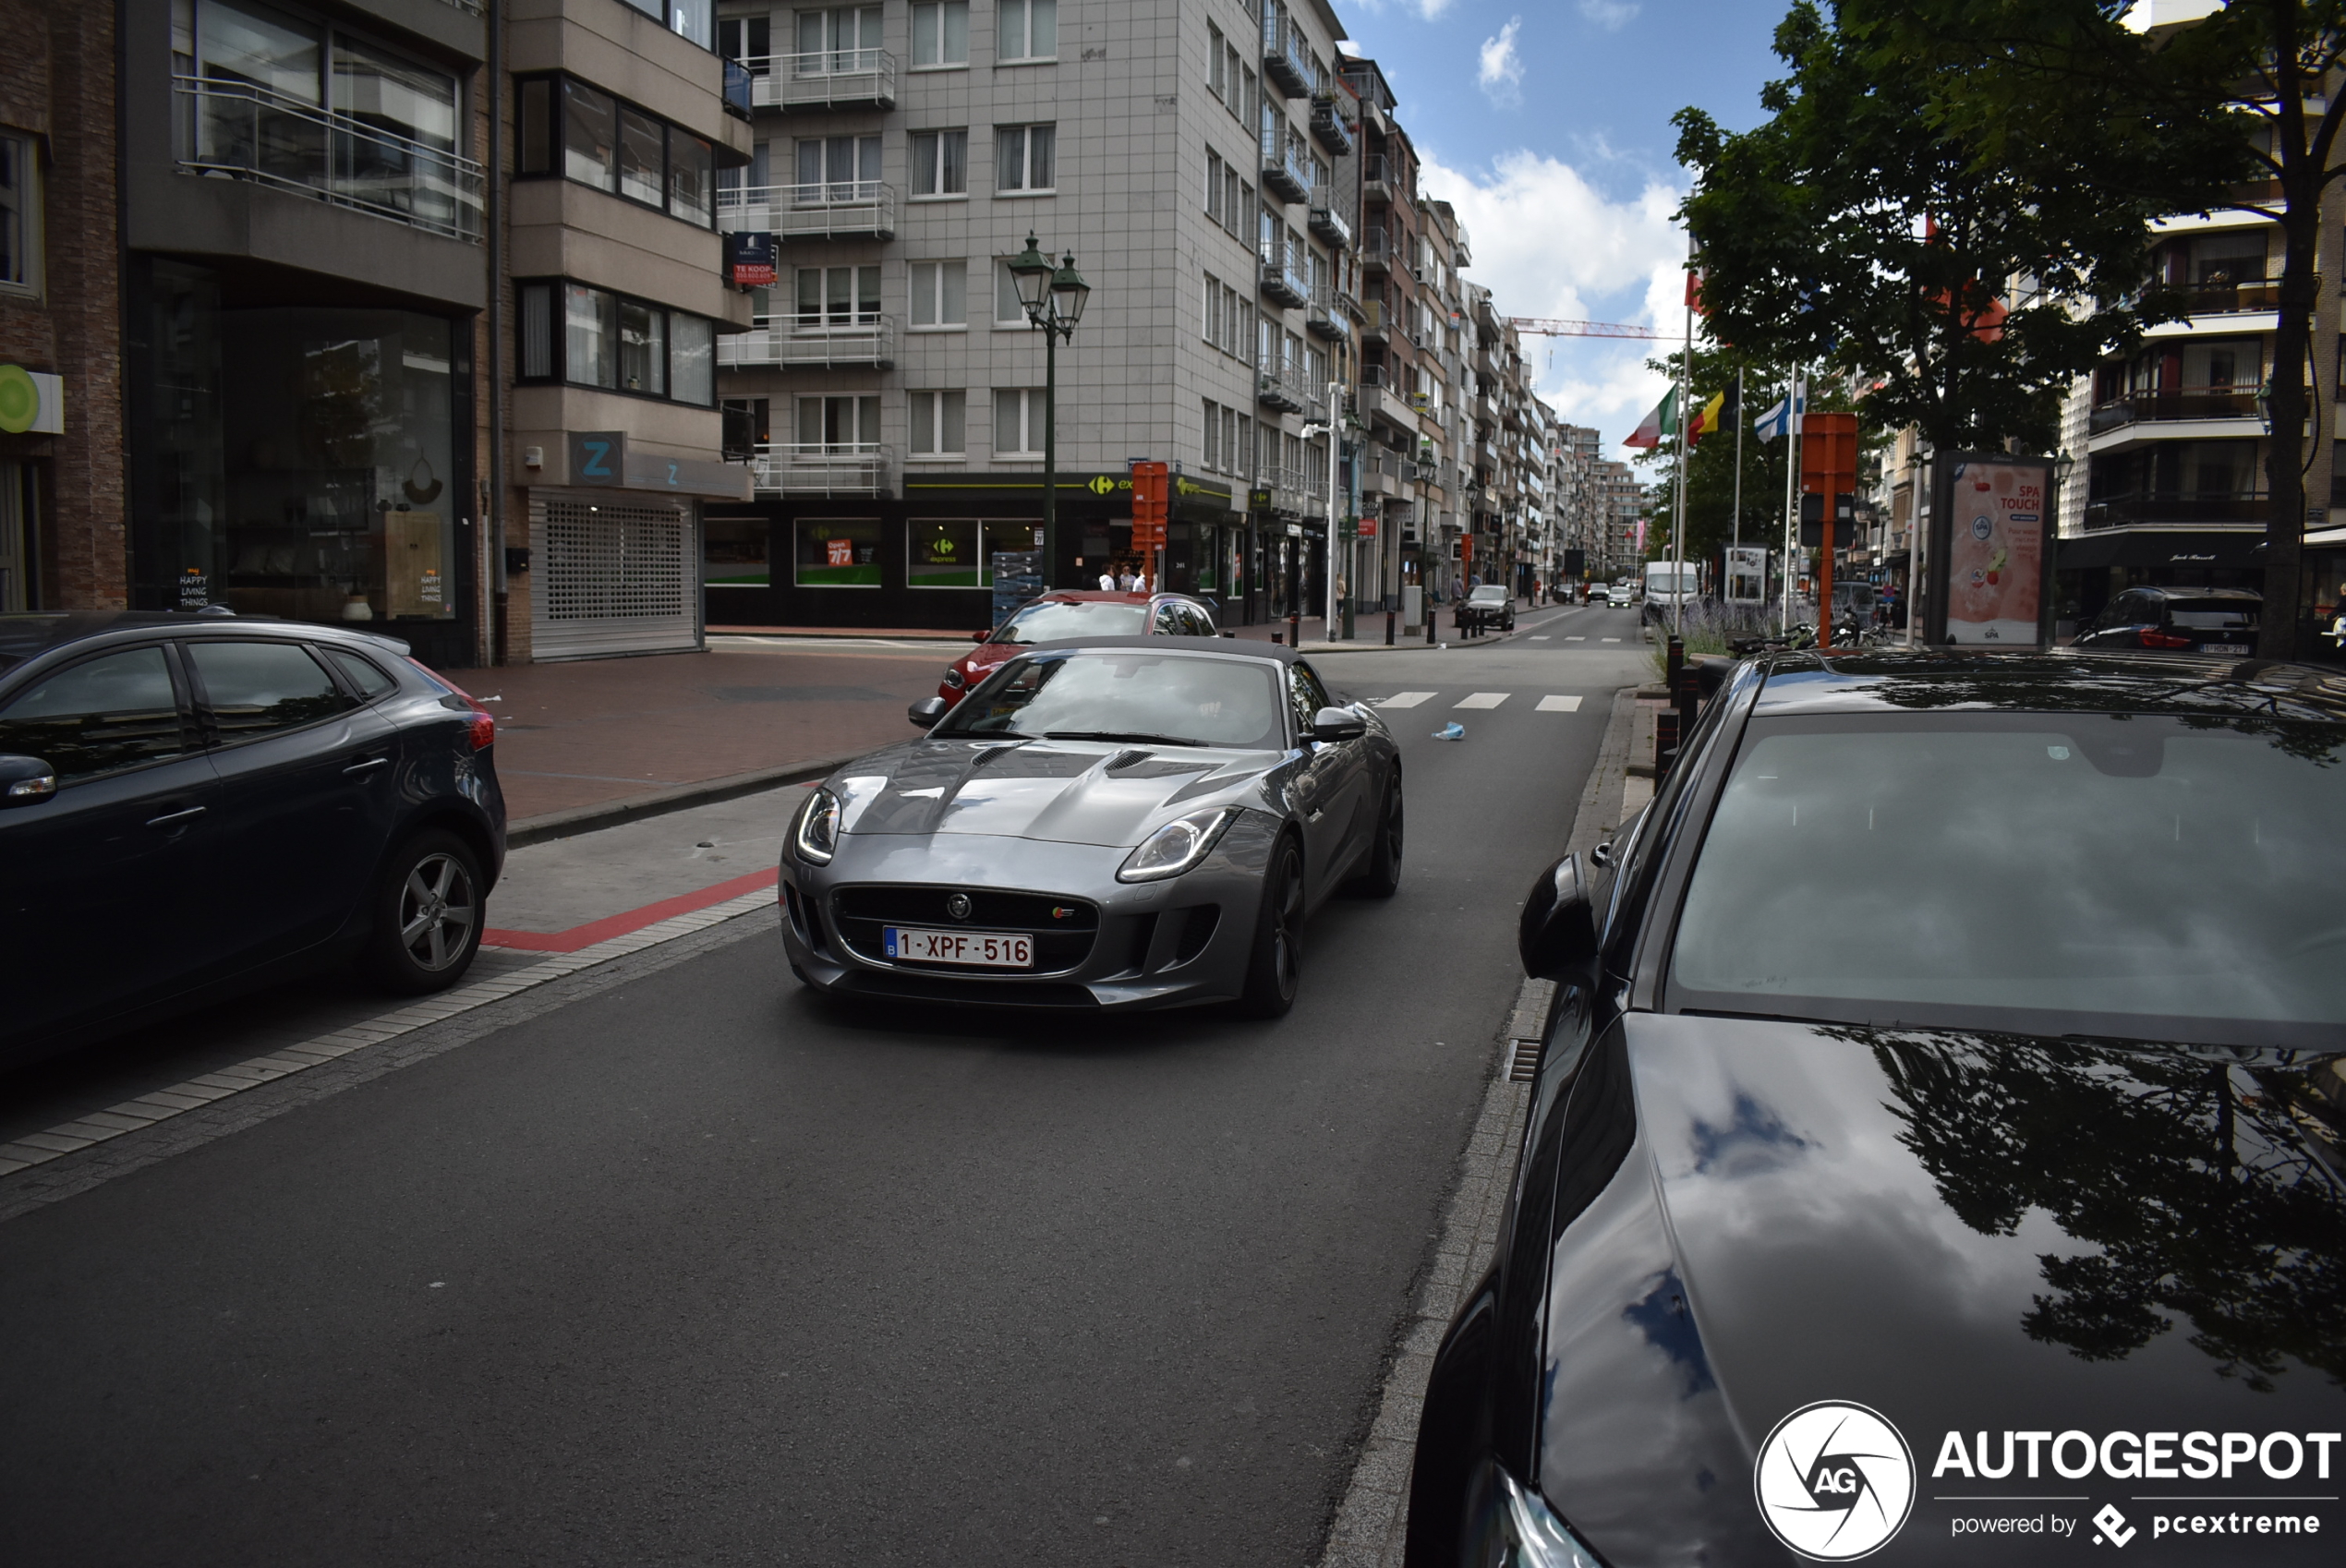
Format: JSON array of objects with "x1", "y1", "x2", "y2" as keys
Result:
[{"x1": 1506, "y1": 1037, "x2": 1543, "y2": 1081}]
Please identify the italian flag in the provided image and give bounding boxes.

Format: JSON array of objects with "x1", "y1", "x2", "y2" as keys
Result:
[{"x1": 1624, "y1": 386, "x2": 1676, "y2": 449}]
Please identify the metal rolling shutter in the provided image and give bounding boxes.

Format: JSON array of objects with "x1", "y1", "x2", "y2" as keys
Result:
[{"x1": 529, "y1": 493, "x2": 701, "y2": 660}]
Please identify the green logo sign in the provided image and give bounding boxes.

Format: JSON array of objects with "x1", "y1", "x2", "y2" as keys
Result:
[{"x1": 0, "y1": 365, "x2": 37, "y2": 434}]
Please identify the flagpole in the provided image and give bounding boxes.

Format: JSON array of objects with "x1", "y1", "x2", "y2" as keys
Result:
[
  {"x1": 1781, "y1": 366, "x2": 1799, "y2": 634},
  {"x1": 1730, "y1": 368, "x2": 1745, "y2": 569},
  {"x1": 1674, "y1": 242, "x2": 1693, "y2": 639}
]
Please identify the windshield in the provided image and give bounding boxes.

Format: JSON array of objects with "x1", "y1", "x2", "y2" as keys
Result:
[
  {"x1": 2168, "y1": 601, "x2": 2257, "y2": 629},
  {"x1": 1646, "y1": 567, "x2": 1698, "y2": 593},
  {"x1": 1469, "y1": 586, "x2": 1506, "y2": 603},
  {"x1": 935, "y1": 650, "x2": 1287, "y2": 749},
  {"x1": 1669, "y1": 713, "x2": 2346, "y2": 1043},
  {"x1": 991, "y1": 599, "x2": 1150, "y2": 645}
]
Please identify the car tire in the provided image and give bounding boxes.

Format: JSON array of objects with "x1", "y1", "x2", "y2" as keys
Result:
[
  {"x1": 1237, "y1": 836, "x2": 1305, "y2": 1019},
  {"x1": 363, "y1": 828, "x2": 485, "y2": 995},
  {"x1": 1348, "y1": 772, "x2": 1404, "y2": 898}
]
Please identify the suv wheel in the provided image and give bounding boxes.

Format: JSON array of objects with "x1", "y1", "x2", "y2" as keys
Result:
[{"x1": 365, "y1": 829, "x2": 485, "y2": 995}]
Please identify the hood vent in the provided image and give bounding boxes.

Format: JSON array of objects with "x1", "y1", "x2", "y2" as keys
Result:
[{"x1": 1106, "y1": 749, "x2": 1155, "y2": 772}]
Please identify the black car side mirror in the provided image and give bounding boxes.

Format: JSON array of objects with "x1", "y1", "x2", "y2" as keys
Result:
[
  {"x1": 0, "y1": 754, "x2": 57, "y2": 807},
  {"x1": 1518, "y1": 852, "x2": 1598, "y2": 978},
  {"x1": 1311, "y1": 706, "x2": 1367, "y2": 742},
  {"x1": 907, "y1": 696, "x2": 949, "y2": 729}
]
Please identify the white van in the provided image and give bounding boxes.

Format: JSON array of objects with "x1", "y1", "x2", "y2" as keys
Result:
[{"x1": 1642, "y1": 561, "x2": 1700, "y2": 624}]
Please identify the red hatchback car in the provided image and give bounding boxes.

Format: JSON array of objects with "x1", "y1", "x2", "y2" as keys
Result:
[{"x1": 937, "y1": 591, "x2": 1226, "y2": 706}]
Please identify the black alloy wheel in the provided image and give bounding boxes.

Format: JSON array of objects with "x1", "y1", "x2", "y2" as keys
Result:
[
  {"x1": 365, "y1": 828, "x2": 485, "y2": 995},
  {"x1": 1238, "y1": 837, "x2": 1306, "y2": 1018},
  {"x1": 1349, "y1": 772, "x2": 1404, "y2": 898}
]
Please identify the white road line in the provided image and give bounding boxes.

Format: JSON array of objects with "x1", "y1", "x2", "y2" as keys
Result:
[
  {"x1": 1373, "y1": 692, "x2": 1438, "y2": 708},
  {"x1": 1529, "y1": 635, "x2": 1551, "y2": 641},
  {"x1": 1537, "y1": 694, "x2": 1584, "y2": 712},
  {"x1": 1602, "y1": 637, "x2": 1623, "y2": 643},
  {"x1": 1454, "y1": 692, "x2": 1510, "y2": 709},
  {"x1": 1565, "y1": 635, "x2": 1587, "y2": 642},
  {"x1": 0, "y1": 886, "x2": 783, "y2": 1182}
]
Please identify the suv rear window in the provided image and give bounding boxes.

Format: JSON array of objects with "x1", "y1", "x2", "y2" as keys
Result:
[{"x1": 2165, "y1": 600, "x2": 2257, "y2": 629}]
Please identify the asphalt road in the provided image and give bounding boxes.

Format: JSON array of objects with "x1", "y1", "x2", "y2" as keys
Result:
[{"x1": 0, "y1": 603, "x2": 1651, "y2": 1568}]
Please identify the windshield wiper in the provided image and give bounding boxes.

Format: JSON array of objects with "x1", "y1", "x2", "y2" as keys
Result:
[{"x1": 1043, "y1": 730, "x2": 1208, "y2": 747}]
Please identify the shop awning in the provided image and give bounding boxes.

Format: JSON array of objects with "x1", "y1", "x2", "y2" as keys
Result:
[{"x1": 2057, "y1": 529, "x2": 2267, "y2": 572}]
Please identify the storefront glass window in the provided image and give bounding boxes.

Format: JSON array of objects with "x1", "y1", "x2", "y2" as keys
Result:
[
  {"x1": 909, "y1": 519, "x2": 979, "y2": 587},
  {"x1": 141, "y1": 261, "x2": 458, "y2": 626},
  {"x1": 795, "y1": 519, "x2": 880, "y2": 586},
  {"x1": 704, "y1": 515, "x2": 770, "y2": 586}
]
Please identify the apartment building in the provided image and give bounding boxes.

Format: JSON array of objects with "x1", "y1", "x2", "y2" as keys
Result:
[
  {"x1": 0, "y1": 3, "x2": 122, "y2": 617},
  {"x1": 701, "y1": 0, "x2": 1354, "y2": 632}
]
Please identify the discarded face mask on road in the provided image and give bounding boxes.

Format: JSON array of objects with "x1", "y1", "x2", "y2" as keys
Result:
[{"x1": 1433, "y1": 723, "x2": 1466, "y2": 741}]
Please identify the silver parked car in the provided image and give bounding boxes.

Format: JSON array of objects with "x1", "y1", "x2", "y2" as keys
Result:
[{"x1": 778, "y1": 638, "x2": 1403, "y2": 1018}]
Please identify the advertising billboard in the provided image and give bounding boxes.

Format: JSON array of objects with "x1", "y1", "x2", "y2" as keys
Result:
[
  {"x1": 1725, "y1": 546, "x2": 1768, "y2": 603},
  {"x1": 1927, "y1": 452, "x2": 2054, "y2": 646}
]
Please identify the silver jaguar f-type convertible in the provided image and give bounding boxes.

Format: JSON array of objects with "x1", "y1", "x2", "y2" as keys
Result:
[{"x1": 778, "y1": 637, "x2": 1403, "y2": 1017}]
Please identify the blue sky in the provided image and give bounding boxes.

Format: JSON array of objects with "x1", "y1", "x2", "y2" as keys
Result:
[{"x1": 1332, "y1": 0, "x2": 1785, "y2": 457}]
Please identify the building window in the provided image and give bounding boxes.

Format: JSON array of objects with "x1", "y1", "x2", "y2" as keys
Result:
[
  {"x1": 911, "y1": 1, "x2": 969, "y2": 67},
  {"x1": 0, "y1": 131, "x2": 37, "y2": 296},
  {"x1": 717, "y1": 14, "x2": 770, "y2": 66},
  {"x1": 1206, "y1": 149, "x2": 1225, "y2": 226},
  {"x1": 998, "y1": 0, "x2": 1058, "y2": 62},
  {"x1": 1228, "y1": 45, "x2": 1247, "y2": 121},
  {"x1": 995, "y1": 389, "x2": 1046, "y2": 456},
  {"x1": 910, "y1": 260, "x2": 967, "y2": 328},
  {"x1": 797, "y1": 133, "x2": 881, "y2": 194},
  {"x1": 519, "y1": 75, "x2": 714, "y2": 228},
  {"x1": 910, "y1": 392, "x2": 967, "y2": 457},
  {"x1": 795, "y1": 6, "x2": 882, "y2": 65},
  {"x1": 517, "y1": 279, "x2": 718, "y2": 405},
  {"x1": 909, "y1": 519, "x2": 1040, "y2": 585},
  {"x1": 1203, "y1": 398, "x2": 1221, "y2": 469},
  {"x1": 910, "y1": 128, "x2": 969, "y2": 197},
  {"x1": 794, "y1": 517, "x2": 881, "y2": 587},
  {"x1": 797, "y1": 394, "x2": 881, "y2": 452},
  {"x1": 1209, "y1": 23, "x2": 1226, "y2": 98},
  {"x1": 995, "y1": 258, "x2": 1031, "y2": 324},
  {"x1": 1203, "y1": 271, "x2": 1221, "y2": 345},
  {"x1": 795, "y1": 265, "x2": 881, "y2": 326},
  {"x1": 995, "y1": 124, "x2": 1056, "y2": 193}
]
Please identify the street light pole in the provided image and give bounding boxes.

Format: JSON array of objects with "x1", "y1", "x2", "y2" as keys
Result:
[{"x1": 1008, "y1": 233, "x2": 1091, "y2": 589}]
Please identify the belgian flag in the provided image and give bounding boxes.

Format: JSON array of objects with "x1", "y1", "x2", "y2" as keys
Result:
[{"x1": 1690, "y1": 375, "x2": 1740, "y2": 444}]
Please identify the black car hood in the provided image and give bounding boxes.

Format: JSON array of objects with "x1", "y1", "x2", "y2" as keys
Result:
[{"x1": 1535, "y1": 1014, "x2": 2346, "y2": 1566}]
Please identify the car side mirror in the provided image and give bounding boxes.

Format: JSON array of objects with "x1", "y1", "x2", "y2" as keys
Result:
[
  {"x1": 907, "y1": 696, "x2": 949, "y2": 729},
  {"x1": 1221, "y1": 630, "x2": 1236, "y2": 637},
  {"x1": 1518, "y1": 852, "x2": 1598, "y2": 978},
  {"x1": 972, "y1": 630, "x2": 990, "y2": 643},
  {"x1": 0, "y1": 754, "x2": 58, "y2": 806},
  {"x1": 1311, "y1": 706, "x2": 1367, "y2": 742}
]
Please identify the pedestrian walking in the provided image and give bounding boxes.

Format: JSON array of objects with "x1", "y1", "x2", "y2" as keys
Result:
[{"x1": 1097, "y1": 567, "x2": 1116, "y2": 591}]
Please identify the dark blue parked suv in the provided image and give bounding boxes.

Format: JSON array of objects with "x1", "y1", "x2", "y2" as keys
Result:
[{"x1": 0, "y1": 611, "x2": 507, "y2": 1067}]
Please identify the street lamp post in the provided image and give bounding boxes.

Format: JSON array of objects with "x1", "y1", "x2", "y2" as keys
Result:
[{"x1": 1008, "y1": 233, "x2": 1091, "y2": 587}]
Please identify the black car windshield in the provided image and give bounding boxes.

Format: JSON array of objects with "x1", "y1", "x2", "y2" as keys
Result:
[
  {"x1": 991, "y1": 600, "x2": 1150, "y2": 645},
  {"x1": 1670, "y1": 712, "x2": 2346, "y2": 1043},
  {"x1": 2166, "y1": 601, "x2": 2257, "y2": 628},
  {"x1": 936, "y1": 651, "x2": 1287, "y2": 749}
]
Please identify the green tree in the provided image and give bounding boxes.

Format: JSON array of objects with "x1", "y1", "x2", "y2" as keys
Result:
[{"x1": 1850, "y1": 0, "x2": 2346, "y2": 660}]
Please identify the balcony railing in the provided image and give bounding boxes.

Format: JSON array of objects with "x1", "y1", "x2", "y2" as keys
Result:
[
  {"x1": 1264, "y1": 463, "x2": 1329, "y2": 502},
  {"x1": 1308, "y1": 202, "x2": 1351, "y2": 248},
  {"x1": 1361, "y1": 224, "x2": 1392, "y2": 271},
  {"x1": 752, "y1": 441, "x2": 890, "y2": 497},
  {"x1": 720, "y1": 318, "x2": 897, "y2": 369},
  {"x1": 2162, "y1": 277, "x2": 2286, "y2": 316},
  {"x1": 719, "y1": 181, "x2": 896, "y2": 240},
  {"x1": 1262, "y1": 7, "x2": 1313, "y2": 98},
  {"x1": 1309, "y1": 93, "x2": 1354, "y2": 156},
  {"x1": 2082, "y1": 492, "x2": 2268, "y2": 528},
  {"x1": 173, "y1": 76, "x2": 483, "y2": 241},
  {"x1": 1261, "y1": 126, "x2": 1312, "y2": 203},
  {"x1": 1307, "y1": 291, "x2": 1348, "y2": 342},
  {"x1": 1260, "y1": 245, "x2": 1309, "y2": 308},
  {"x1": 1363, "y1": 154, "x2": 1394, "y2": 199},
  {"x1": 1258, "y1": 362, "x2": 1307, "y2": 414},
  {"x1": 2087, "y1": 386, "x2": 2262, "y2": 433},
  {"x1": 737, "y1": 49, "x2": 898, "y2": 111}
]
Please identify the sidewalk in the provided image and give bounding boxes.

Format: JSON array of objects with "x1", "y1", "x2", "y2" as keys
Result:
[{"x1": 439, "y1": 641, "x2": 955, "y2": 835}]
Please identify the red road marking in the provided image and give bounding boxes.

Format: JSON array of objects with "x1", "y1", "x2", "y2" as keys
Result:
[{"x1": 482, "y1": 866, "x2": 780, "y2": 953}]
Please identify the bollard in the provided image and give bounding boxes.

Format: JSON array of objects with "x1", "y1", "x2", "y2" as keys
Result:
[
  {"x1": 1385, "y1": 609, "x2": 1396, "y2": 646},
  {"x1": 1665, "y1": 634, "x2": 1685, "y2": 694},
  {"x1": 1677, "y1": 668, "x2": 1700, "y2": 738},
  {"x1": 1271, "y1": 632, "x2": 1282, "y2": 645},
  {"x1": 1425, "y1": 613, "x2": 1436, "y2": 646},
  {"x1": 1289, "y1": 609, "x2": 1301, "y2": 649},
  {"x1": 1656, "y1": 709, "x2": 1681, "y2": 778}
]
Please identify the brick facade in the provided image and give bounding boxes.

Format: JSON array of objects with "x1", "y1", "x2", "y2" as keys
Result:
[{"x1": 0, "y1": 0, "x2": 125, "y2": 609}]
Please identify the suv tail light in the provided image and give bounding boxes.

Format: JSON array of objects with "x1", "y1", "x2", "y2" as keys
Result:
[
  {"x1": 407, "y1": 657, "x2": 497, "y2": 750},
  {"x1": 2140, "y1": 630, "x2": 2193, "y2": 648}
]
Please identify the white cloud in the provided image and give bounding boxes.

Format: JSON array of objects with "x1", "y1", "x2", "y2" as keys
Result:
[
  {"x1": 1477, "y1": 18, "x2": 1525, "y2": 107},
  {"x1": 1420, "y1": 151, "x2": 1688, "y2": 460},
  {"x1": 1578, "y1": 0, "x2": 1639, "y2": 30}
]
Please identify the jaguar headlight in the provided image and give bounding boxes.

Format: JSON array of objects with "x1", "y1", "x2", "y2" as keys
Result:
[
  {"x1": 1117, "y1": 807, "x2": 1240, "y2": 883},
  {"x1": 943, "y1": 665, "x2": 967, "y2": 690},
  {"x1": 794, "y1": 787, "x2": 842, "y2": 865},
  {"x1": 1464, "y1": 1461, "x2": 1606, "y2": 1568}
]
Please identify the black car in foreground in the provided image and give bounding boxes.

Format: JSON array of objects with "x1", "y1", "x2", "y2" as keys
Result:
[
  {"x1": 1408, "y1": 649, "x2": 2345, "y2": 1568},
  {"x1": 0, "y1": 612, "x2": 505, "y2": 1067},
  {"x1": 2075, "y1": 585, "x2": 2261, "y2": 656}
]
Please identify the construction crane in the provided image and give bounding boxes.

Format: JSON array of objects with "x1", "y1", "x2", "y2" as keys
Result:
[{"x1": 1507, "y1": 318, "x2": 1663, "y2": 340}]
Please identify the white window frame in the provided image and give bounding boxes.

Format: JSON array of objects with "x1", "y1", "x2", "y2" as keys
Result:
[
  {"x1": 1208, "y1": 22, "x2": 1226, "y2": 102},
  {"x1": 909, "y1": 259, "x2": 968, "y2": 331},
  {"x1": 994, "y1": 258, "x2": 1034, "y2": 327},
  {"x1": 909, "y1": 0, "x2": 970, "y2": 70},
  {"x1": 998, "y1": 0, "x2": 1058, "y2": 64},
  {"x1": 995, "y1": 123, "x2": 1056, "y2": 195},
  {"x1": 1205, "y1": 148, "x2": 1225, "y2": 227},
  {"x1": 1203, "y1": 398, "x2": 1222, "y2": 471},
  {"x1": 994, "y1": 388, "x2": 1046, "y2": 457},
  {"x1": 909, "y1": 390, "x2": 967, "y2": 459},
  {"x1": 0, "y1": 130, "x2": 40, "y2": 298},
  {"x1": 1202, "y1": 271, "x2": 1221, "y2": 347},
  {"x1": 909, "y1": 127, "x2": 970, "y2": 199}
]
